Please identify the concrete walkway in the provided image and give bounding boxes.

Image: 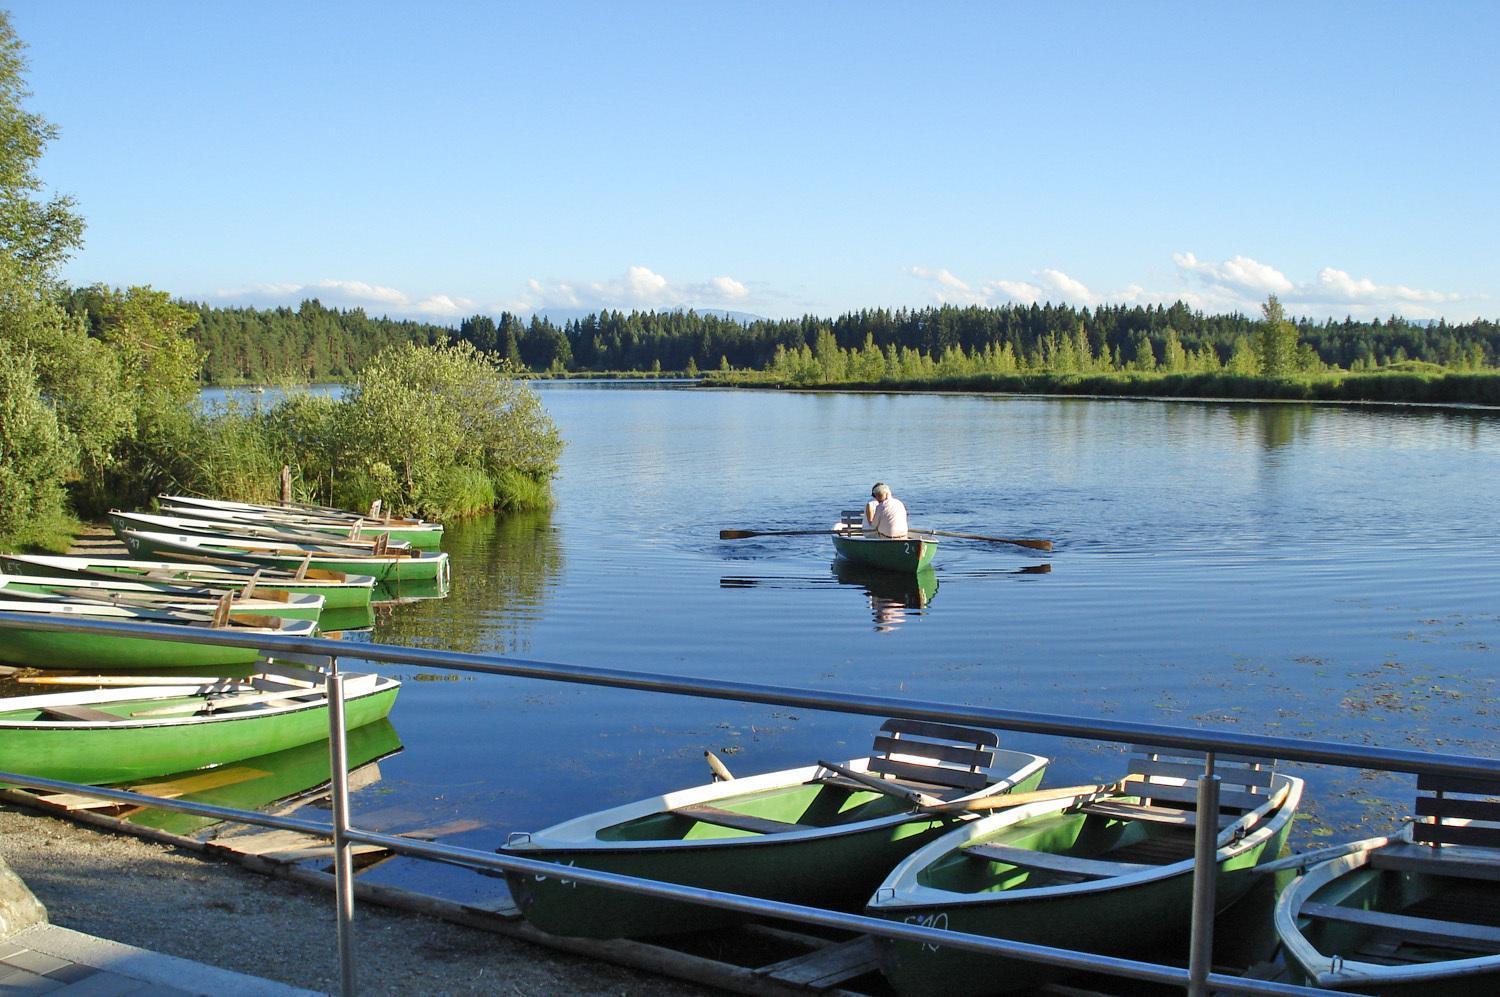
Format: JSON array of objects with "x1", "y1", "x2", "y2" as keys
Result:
[{"x1": 1, "y1": 924, "x2": 317, "y2": 996}]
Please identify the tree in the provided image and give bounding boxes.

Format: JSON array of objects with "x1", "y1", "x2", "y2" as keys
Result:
[{"x1": 1257, "y1": 295, "x2": 1299, "y2": 377}]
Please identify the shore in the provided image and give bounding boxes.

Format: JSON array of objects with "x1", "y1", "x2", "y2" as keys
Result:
[{"x1": 0, "y1": 803, "x2": 712, "y2": 995}]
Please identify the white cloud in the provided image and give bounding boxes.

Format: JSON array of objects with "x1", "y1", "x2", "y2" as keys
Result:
[
  {"x1": 511, "y1": 265, "x2": 758, "y2": 314},
  {"x1": 908, "y1": 254, "x2": 1478, "y2": 320},
  {"x1": 211, "y1": 279, "x2": 476, "y2": 319}
]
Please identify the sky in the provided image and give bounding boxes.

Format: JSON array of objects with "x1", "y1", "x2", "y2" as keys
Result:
[{"x1": 9, "y1": 1, "x2": 1499, "y2": 324}]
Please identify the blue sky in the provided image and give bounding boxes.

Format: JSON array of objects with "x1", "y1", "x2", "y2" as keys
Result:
[{"x1": 10, "y1": 1, "x2": 1498, "y2": 323}]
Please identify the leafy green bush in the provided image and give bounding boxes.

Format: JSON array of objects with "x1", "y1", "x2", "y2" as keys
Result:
[{"x1": 0, "y1": 342, "x2": 77, "y2": 549}]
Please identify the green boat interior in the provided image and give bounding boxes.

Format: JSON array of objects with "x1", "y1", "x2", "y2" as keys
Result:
[
  {"x1": 1298, "y1": 772, "x2": 1500, "y2": 967},
  {"x1": 920, "y1": 746, "x2": 1284, "y2": 893},
  {"x1": 597, "y1": 718, "x2": 1014, "y2": 843}
]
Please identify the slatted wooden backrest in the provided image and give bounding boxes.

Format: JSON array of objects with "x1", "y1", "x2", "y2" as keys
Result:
[
  {"x1": 1413, "y1": 773, "x2": 1500, "y2": 849},
  {"x1": 840, "y1": 509, "x2": 865, "y2": 530},
  {"x1": 1125, "y1": 745, "x2": 1277, "y2": 814},
  {"x1": 866, "y1": 718, "x2": 999, "y2": 791}
]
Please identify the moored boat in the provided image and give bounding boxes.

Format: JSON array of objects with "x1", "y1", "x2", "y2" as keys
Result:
[
  {"x1": 157, "y1": 497, "x2": 443, "y2": 548},
  {"x1": 499, "y1": 720, "x2": 1048, "y2": 939},
  {"x1": 1273, "y1": 773, "x2": 1500, "y2": 994},
  {"x1": 116, "y1": 528, "x2": 450, "y2": 585},
  {"x1": 160, "y1": 494, "x2": 431, "y2": 528},
  {"x1": 0, "y1": 553, "x2": 377, "y2": 609},
  {"x1": 108, "y1": 510, "x2": 415, "y2": 552},
  {"x1": 0, "y1": 666, "x2": 400, "y2": 785},
  {"x1": 0, "y1": 597, "x2": 319, "y2": 671},
  {"x1": 866, "y1": 746, "x2": 1303, "y2": 995},
  {"x1": 0, "y1": 573, "x2": 325, "y2": 621}
]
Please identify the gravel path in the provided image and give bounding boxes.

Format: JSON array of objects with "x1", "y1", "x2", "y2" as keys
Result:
[{"x1": 0, "y1": 804, "x2": 716, "y2": 995}]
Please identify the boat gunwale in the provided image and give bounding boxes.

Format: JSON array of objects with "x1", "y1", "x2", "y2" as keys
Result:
[
  {"x1": 0, "y1": 673, "x2": 401, "y2": 731},
  {"x1": 0, "y1": 554, "x2": 377, "y2": 589},
  {"x1": 505, "y1": 750, "x2": 1049, "y2": 854},
  {"x1": 1273, "y1": 824, "x2": 1500, "y2": 987},
  {"x1": 0, "y1": 575, "x2": 325, "y2": 613},
  {"x1": 118, "y1": 528, "x2": 450, "y2": 565},
  {"x1": 868, "y1": 771, "x2": 1304, "y2": 910},
  {"x1": 0, "y1": 598, "x2": 320, "y2": 636}
]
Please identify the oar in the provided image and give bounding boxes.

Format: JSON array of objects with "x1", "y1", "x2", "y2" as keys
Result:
[
  {"x1": 919, "y1": 781, "x2": 1125, "y2": 815},
  {"x1": 704, "y1": 750, "x2": 735, "y2": 782},
  {"x1": 720, "y1": 529, "x2": 840, "y2": 540},
  {"x1": 912, "y1": 529, "x2": 1053, "y2": 552},
  {"x1": 816, "y1": 760, "x2": 944, "y2": 808}
]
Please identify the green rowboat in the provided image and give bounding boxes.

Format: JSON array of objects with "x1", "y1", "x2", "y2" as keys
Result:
[
  {"x1": 0, "y1": 598, "x2": 319, "y2": 671},
  {"x1": 157, "y1": 498, "x2": 443, "y2": 548},
  {"x1": 832, "y1": 530, "x2": 937, "y2": 573},
  {"x1": 0, "y1": 553, "x2": 377, "y2": 609},
  {"x1": 0, "y1": 574, "x2": 325, "y2": 622},
  {"x1": 867, "y1": 747, "x2": 1303, "y2": 995},
  {"x1": 0, "y1": 668, "x2": 399, "y2": 785},
  {"x1": 1274, "y1": 773, "x2": 1500, "y2": 994},
  {"x1": 501, "y1": 720, "x2": 1048, "y2": 939},
  {"x1": 109, "y1": 510, "x2": 415, "y2": 553},
  {"x1": 117, "y1": 528, "x2": 450, "y2": 585}
]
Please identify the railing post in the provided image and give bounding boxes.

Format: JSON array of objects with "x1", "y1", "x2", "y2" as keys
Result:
[
  {"x1": 326, "y1": 658, "x2": 357, "y2": 997},
  {"x1": 1187, "y1": 752, "x2": 1219, "y2": 996}
]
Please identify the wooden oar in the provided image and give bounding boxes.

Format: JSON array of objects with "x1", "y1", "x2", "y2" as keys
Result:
[
  {"x1": 912, "y1": 529, "x2": 1053, "y2": 552},
  {"x1": 704, "y1": 750, "x2": 735, "y2": 782},
  {"x1": 816, "y1": 760, "x2": 944, "y2": 808},
  {"x1": 920, "y1": 781, "x2": 1125, "y2": 815},
  {"x1": 721, "y1": 529, "x2": 839, "y2": 540}
]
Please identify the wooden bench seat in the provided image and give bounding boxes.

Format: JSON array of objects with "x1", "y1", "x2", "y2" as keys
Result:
[
  {"x1": 1370, "y1": 842, "x2": 1500, "y2": 883},
  {"x1": 1300, "y1": 901, "x2": 1500, "y2": 954},
  {"x1": 672, "y1": 804, "x2": 810, "y2": 835},
  {"x1": 40, "y1": 704, "x2": 127, "y2": 722},
  {"x1": 962, "y1": 841, "x2": 1155, "y2": 879},
  {"x1": 1080, "y1": 799, "x2": 1235, "y2": 829}
]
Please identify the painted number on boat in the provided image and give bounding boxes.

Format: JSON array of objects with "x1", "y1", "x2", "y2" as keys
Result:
[
  {"x1": 533, "y1": 858, "x2": 578, "y2": 888},
  {"x1": 903, "y1": 911, "x2": 948, "y2": 952}
]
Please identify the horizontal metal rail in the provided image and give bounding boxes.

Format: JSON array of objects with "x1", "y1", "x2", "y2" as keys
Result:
[
  {"x1": 4, "y1": 611, "x2": 1497, "y2": 781},
  {"x1": 0, "y1": 770, "x2": 1331, "y2": 995}
]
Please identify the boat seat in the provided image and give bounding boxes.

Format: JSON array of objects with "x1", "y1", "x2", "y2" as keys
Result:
[
  {"x1": 839, "y1": 510, "x2": 865, "y2": 531},
  {"x1": 671, "y1": 804, "x2": 811, "y2": 835},
  {"x1": 1299, "y1": 902, "x2": 1500, "y2": 954},
  {"x1": 861, "y1": 718, "x2": 1000, "y2": 793},
  {"x1": 1080, "y1": 800, "x2": 1236, "y2": 830},
  {"x1": 962, "y1": 841, "x2": 1155, "y2": 879},
  {"x1": 1369, "y1": 842, "x2": 1500, "y2": 882},
  {"x1": 39, "y1": 704, "x2": 126, "y2": 723},
  {"x1": 1410, "y1": 772, "x2": 1500, "y2": 850}
]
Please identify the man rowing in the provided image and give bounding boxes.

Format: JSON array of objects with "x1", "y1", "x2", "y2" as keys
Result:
[{"x1": 863, "y1": 482, "x2": 909, "y2": 539}]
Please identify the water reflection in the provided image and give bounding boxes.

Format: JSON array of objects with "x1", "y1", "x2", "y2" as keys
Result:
[
  {"x1": 373, "y1": 509, "x2": 563, "y2": 655},
  {"x1": 116, "y1": 718, "x2": 402, "y2": 836},
  {"x1": 834, "y1": 561, "x2": 938, "y2": 633}
]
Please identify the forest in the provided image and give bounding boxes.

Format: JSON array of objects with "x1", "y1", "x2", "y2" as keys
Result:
[{"x1": 62, "y1": 294, "x2": 1499, "y2": 384}]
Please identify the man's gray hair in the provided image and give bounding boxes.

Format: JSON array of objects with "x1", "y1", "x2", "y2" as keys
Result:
[{"x1": 871, "y1": 482, "x2": 891, "y2": 500}]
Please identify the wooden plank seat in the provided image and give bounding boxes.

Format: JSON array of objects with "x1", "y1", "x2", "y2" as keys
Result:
[
  {"x1": 1299, "y1": 902, "x2": 1500, "y2": 954},
  {"x1": 962, "y1": 841, "x2": 1156, "y2": 879},
  {"x1": 1081, "y1": 744, "x2": 1278, "y2": 827},
  {"x1": 671, "y1": 804, "x2": 810, "y2": 835},
  {"x1": 1411, "y1": 772, "x2": 1500, "y2": 850},
  {"x1": 39, "y1": 704, "x2": 127, "y2": 722},
  {"x1": 1079, "y1": 799, "x2": 1235, "y2": 830},
  {"x1": 1370, "y1": 841, "x2": 1500, "y2": 882},
  {"x1": 863, "y1": 718, "x2": 999, "y2": 792}
]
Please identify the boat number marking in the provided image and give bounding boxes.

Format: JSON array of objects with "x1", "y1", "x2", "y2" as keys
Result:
[
  {"x1": 534, "y1": 858, "x2": 578, "y2": 888},
  {"x1": 903, "y1": 543, "x2": 913, "y2": 555},
  {"x1": 903, "y1": 911, "x2": 948, "y2": 952}
]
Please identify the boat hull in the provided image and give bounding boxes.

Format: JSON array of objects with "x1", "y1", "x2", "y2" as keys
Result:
[
  {"x1": 119, "y1": 529, "x2": 450, "y2": 584},
  {"x1": 832, "y1": 533, "x2": 936, "y2": 573},
  {"x1": 1275, "y1": 835, "x2": 1500, "y2": 994},
  {"x1": 1, "y1": 554, "x2": 377, "y2": 609},
  {"x1": 868, "y1": 778, "x2": 1301, "y2": 995},
  {"x1": 0, "y1": 678, "x2": 399, "y2": 785},
  {"x1": 158, "y1": 502, "x2": 443, "y2": 548},
  {"x1": 504, "y1": 755, "x2": 1046, "y2": 939}
]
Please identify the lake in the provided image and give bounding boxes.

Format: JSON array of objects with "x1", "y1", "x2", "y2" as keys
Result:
[{"x1": 210, "y1": 385, "x2": 1500, "y2": 901}]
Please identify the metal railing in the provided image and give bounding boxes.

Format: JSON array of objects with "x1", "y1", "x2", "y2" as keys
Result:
[{"x1": 6, "y1": 611, "x2": 1497, "y2": 996}]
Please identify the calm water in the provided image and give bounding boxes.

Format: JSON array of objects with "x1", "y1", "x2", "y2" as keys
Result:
[{"x1": 218, "y1": 386, "x2": 1500, "y2": 901}]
